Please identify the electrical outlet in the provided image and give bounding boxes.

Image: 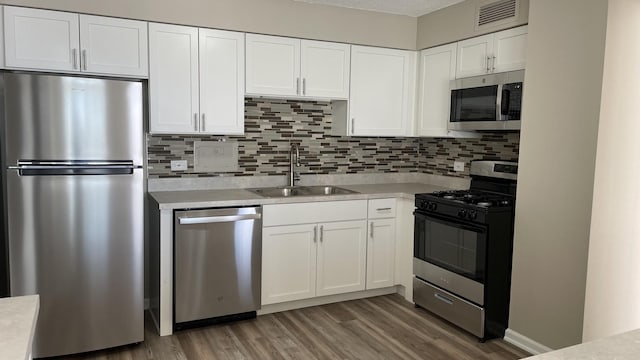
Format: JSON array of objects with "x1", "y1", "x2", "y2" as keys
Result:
[
  {"x1": 453, "y1": 161, "x2": 465, "y2": 172},
  {"x1": 170, "y1": 160, "x2": 188, "y2": 171}
]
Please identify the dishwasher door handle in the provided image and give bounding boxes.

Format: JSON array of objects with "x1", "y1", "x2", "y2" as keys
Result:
[{"x1": 178, "y1": 213, "x2": 262, "y2": 225}]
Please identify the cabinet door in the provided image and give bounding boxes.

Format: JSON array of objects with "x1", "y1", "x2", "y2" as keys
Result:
[
  {"x1": 350, "y1": 46, "x2": 415, "y2": 136},
  {"x1": 148, "y1": 23, "x2": 199, "y2": 134},
  {"x1": 366, "y1": 219, "x2": 396, "y2": 290},
  {"x1": 300, "y1": 40, "x2": 350, "y2": 99},
  {"x1": 493, "y1": 25, "x2": 528, "y2": 73},
  {"x1": 262, "y1": 224, "x2": 317, "y2": 305},
  {"x1": 4, "y1": 6, "x2": 80, "y2": 72},
  {"x1": 79, "y1": 15, "x2": 148, "y2": 77},
  {"x1": 245, "y1": 34, "x2": 300, "y2": 96},
  {"x1": 455, "y1": 34, "x2": 493, "y2": 78},
  {"x1": 199, "y1": 29, "x2": 245, "y2": 135},
  {"x1": 316, "y1": 220, "x2": 367, "y2": 297}
]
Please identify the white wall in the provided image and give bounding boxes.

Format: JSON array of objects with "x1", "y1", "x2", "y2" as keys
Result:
[
  {"x1": 508, "y1": 0, "x2": 607, "y2": 350},
  {"x1": 0, "y1": 0, "x2": 417, "y2": 49},
  {"x1": 583, "y1": 0, "x2": 640, "y2": 341}
]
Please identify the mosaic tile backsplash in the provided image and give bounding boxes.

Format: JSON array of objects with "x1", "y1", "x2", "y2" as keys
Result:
[{"x1": 147, "y1": 98, "x2": 519, "y2": 179}]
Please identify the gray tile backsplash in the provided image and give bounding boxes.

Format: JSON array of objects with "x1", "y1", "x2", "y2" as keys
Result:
[{"x1": 147, "y1": 98, "x2": 519, "y2": 179}]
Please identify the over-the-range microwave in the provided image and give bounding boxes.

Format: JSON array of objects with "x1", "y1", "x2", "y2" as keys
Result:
[{"x1": 449, "y1": 70, "x2": 524, "y2": 131}]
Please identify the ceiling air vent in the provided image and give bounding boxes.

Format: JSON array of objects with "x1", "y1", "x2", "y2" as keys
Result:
[{"x1": 477, "y1": 0, "x2": 518, "y2": 28}]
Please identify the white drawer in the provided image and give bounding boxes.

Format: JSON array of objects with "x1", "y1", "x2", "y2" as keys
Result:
[
  {"x1": 367, "y1": 198, "x2": 396, "y2": 219},
  {"x1": 263, "y1": 200, "x2": 367, "y2": 227}
]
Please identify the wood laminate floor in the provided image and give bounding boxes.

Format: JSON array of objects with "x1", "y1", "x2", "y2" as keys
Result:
[{"x1": 67, "y1": 295, "x2": 530, "y2": 360}]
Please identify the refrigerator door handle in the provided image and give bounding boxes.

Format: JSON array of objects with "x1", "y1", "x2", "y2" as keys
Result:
[{"x1": 9, "y1": 162, "x2": 142, "y2": 176}]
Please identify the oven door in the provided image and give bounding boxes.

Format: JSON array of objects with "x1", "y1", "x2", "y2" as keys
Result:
[{"x1": 414, "y1": 210, "x2": 487, "y2": 283}]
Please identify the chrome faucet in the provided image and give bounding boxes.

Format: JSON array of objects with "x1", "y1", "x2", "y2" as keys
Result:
[{"x1": 289, "y1": 143, "x2": 301, "y2": 187}]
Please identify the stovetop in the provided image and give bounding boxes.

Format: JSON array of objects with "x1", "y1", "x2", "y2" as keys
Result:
[{"x1": 422, "y1": 189, "x2": 513, "y2": 208}]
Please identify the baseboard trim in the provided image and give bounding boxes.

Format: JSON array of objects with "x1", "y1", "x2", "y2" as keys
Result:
[
  {"x1": 504, "y1": 328, "x2": 554, "y2": 355},
  {"x1": 258, "y1": 286, "x2": 398, "y2": 315}
]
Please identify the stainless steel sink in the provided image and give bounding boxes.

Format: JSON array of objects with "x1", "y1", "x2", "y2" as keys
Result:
[{"x1": 248, "y1": 185, "x2": 358, "y2": 198}]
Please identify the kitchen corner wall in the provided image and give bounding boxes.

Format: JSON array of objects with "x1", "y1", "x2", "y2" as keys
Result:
[{"x1": 147, "y1": 97, "x2": 520, "y2": 179}]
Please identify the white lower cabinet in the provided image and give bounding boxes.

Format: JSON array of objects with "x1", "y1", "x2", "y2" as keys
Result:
[
  {"x1": 262, "y1": 224, "x2": 317, "y2": 305},
  {"x1": 316, "y1": 220, "x2": 367, "y2": 296},
  {"x1": 261, "y1": 200, "x2": 367, "y2": 305},
  {"x1": 366, "y1": 218, "x2": 396, "y2": 290}
]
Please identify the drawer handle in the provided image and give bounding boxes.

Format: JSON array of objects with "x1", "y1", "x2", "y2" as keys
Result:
[
  {"x1": 376, "y1": 207, "x2": 392, "y2": 211},
  {"x1": 434, "y1": 293, "x2": 454, "y2": 305}
]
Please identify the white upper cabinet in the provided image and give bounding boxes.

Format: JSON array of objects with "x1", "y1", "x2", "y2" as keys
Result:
[
  {"x1": 349, "y1": 45, "x2": 415, "y2": 136},
  {"x1": 416, "y1": 44, "x2": 478, "y2": 138},
  {"x1": 492, "y1": 25, "x2": 528, "y2": 73},
  {"x1": 300, "y1": 40, "x2": 350, "y2": 99},
  {"x1": 79, "y1": 15, "x2": 148, "y2": 77},
  {"x1": 246, "y1": 34, "x2": 350, "y2": 99},
  {"x1": 148, "y1": 23, "x2": 199, "y2": 134},
  {"x1": 3, "y1": 6, "x2": 148, "y2": 77},
  {"x1": 199, "y1": 29, "x2": 245, "y2": 135},
  {"x1": 4, "y1": 7, "x2": 79, "y2": 72},
  {"x1": 456, "y1": 25, "x2": 527, "y2": 78},
  {"x1": 149, "y1": 23, "x2": 245, "y2": 135}
]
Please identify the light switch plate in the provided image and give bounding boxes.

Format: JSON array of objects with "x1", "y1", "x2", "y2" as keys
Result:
[
  {"x1": 453, "y1": 161, "x2": 465, "y2": 172},
  {"x1": 170, "y1": 160, "x2": 188, "y2": 171}
]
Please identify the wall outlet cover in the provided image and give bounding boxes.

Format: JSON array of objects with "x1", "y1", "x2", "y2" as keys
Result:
[
  {"x1": 454, "y1": 161, "x2": 465, "y2": 172},
  {"x1": 170, "y1": 160, "x2": 188, "y2": 171}
]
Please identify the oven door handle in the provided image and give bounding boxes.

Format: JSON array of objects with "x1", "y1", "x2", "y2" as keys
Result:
[{"x1": 414, "y1": 210, "x2": 487, "y2": 233}]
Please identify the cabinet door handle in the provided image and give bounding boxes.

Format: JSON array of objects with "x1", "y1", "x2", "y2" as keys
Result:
[
  {"x1": 82, "y1": 50, "x2": 87, "y2": 70},
  {"x1": 320, "y1": 225, "x2": 324, "y2": 242},
  {"x1": 201, "y1": 113, "x2": 205, "y2": 132},
  {"x1": 376, "y1": 207, "x2": 392, "y2": 211},
  {"x1": 351, "y1": 118, "x2": 355, "y2": 134},
  {"x1": 302, "y1": 78, "x2": 306, "y2": 95},
  {"x1": 194, "y1": 113, "x2": 198, "y2": 131},
  {"x1": 370, "y1": 222, "x2": 374, "y2": 238},
  {"x1": 72, "y1": 49, "x2": 78, "y2": 70},
  {"x1": 313, "y1": 225, "x2": 318, "y2": 243},
  {"x1": 486, "y1": 56, "x2": 491, "y2": 73},
  {"x1": 492, "y1": 55, "x2": 496, "y2": 72},
  {"x1": 296, "y1": 77, "x2": 300, "y2": 95}
]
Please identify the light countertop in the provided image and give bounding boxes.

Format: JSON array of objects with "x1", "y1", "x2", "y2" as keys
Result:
[
  {"x1": 525, "y1": 329, "x2": 640, "y2": 359},
  {"x1": 0, "y1": 295, "x2": 39, "y2": 360},
  {"x1": 150, "y1": 182, "x2": 452, "y2": 209}
]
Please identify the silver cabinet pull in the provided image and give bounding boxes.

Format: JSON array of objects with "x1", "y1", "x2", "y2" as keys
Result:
[
  {"x1": 320, "y1": 225, "x2": 324, "y2": 242},
  {"x1": 82, "y1": 50, "x2": 87, "y2": 70},
  {"x1": 302, "y1": 78, "x2": 306, "y2": 95},
  {"x1": 370, "y1": 222, "x2": 374, "y2": 238},
  {"x1": 72, "y1": 49, "x2": 78, "y2": 69},
  {"x1": 201, "y1": 113, "x2": 205, "y2": 132},
  {"x1": 194, "y1": 113, "x2": 198, "y2": 131},
  {"x1": 492, "y1": 55, "x2": 496, "y2": 72},
  {"x1": 486, "y1": 56, "x2": 491, "y2": 73},
  {"x1": 376, "y1": 207, "x2": 392, "y2": 211},
  {"x1": 313, "y1": 225, "x2": 318, "y2": 243},
  {"x1": 434, "y1": 293, "x2": 454, "y2": 305},
  {"x1": 351, "y1": 118, "x2": 355, "y2": 134},
  {"x1": 296, "y1": 77, "x2": 300, "y2": 95}
]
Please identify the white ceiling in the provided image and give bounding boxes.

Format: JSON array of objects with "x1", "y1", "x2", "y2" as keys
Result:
[{"x1": 293, "y1": 0, "x2": 466, "y2": 17}]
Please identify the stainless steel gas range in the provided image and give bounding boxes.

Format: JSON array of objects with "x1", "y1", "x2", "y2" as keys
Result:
[{"x1": 413, "y1": 160, "x2": 517, "y2": 341}]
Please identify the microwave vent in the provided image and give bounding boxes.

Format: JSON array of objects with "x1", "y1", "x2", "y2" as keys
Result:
[{"x1": 477, "y1": 0, "x2": 518, "y2": 27}]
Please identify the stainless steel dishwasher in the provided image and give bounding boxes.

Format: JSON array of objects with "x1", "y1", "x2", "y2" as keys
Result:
[{"x1": 174, "y1": 206, "x2": 262, "y2": 329}]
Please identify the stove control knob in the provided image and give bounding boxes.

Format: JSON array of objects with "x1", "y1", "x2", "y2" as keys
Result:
[
  {"x1": 428, "y1": 202, "x2": 438, "y2": 211},
  {"x1": 468, "y1": 210, "x2": 477, "y2": 220},
  {"x1": 458, "y1": 209, "x2": 467, "y2": 218}
]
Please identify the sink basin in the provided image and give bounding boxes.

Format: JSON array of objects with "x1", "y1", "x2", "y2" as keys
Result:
[{"x1": 248, "y1": 185, "x2": 358, "y2": 198}]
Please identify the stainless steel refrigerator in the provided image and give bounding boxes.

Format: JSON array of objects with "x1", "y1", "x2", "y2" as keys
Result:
[{"x1": 0, "y1": 72, "x2": 144, "y2": 358}]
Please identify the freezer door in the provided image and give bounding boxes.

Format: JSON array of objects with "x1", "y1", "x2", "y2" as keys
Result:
[
  {"x1": 7, "y1": 169, "x2": 144, "y2": 358},
  {"x1": 2, "y1": 72, "x2": 143, "y2": 165}
]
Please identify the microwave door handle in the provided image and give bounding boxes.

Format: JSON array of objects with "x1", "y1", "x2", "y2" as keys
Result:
[
  {"x1": 501, "y1": 89, "x2": 511, "y2": 117},
  {"x1": 496, "y1": 83, "x2": 503, "y2": 121}
]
